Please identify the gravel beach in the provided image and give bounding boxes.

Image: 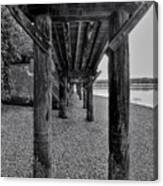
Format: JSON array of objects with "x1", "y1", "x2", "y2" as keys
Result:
[{"x1": 1, "y1": 94, "x2": 157, "y2": 180}]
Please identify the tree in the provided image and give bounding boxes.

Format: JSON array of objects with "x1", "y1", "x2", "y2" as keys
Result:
[{"x1": 1, "y1": 6, "x2": 33, "y2": 99}]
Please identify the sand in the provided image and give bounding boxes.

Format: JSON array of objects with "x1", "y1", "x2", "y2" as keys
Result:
[{"x1": 1, "y1": 94, "x2": 157, "y2": 180}]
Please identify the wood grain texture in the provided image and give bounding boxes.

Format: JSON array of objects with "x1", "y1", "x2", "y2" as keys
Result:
[
  {"x1": 109, "y1": 2, "x2": 153, "y2": 51},
  {"x1": 108, "y1": 10, "x2": 130, "y2": 180},
  {"x1": 33, "y1": 15, "x2": 53, "y2": 177}
]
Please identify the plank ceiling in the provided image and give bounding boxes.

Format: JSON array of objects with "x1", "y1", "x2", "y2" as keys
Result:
[{"x1": 18, "y1": 2, "x2": 142, "y2": 80}]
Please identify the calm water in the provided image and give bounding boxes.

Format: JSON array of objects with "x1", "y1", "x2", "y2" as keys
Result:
[{"x1": 93, "y1": 88, "x2": 158, "y2": 108}]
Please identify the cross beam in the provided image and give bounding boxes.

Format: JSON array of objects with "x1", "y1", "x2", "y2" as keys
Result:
[
  {"x1": 108, "y1": 1, "x2": 153, "y2": 51},
  {"x1": 6, "y1": 5, "x2": 50, "y2": 53},
  {"x1": 92, "y1": 41, "x2": 108, "y2": 74}
]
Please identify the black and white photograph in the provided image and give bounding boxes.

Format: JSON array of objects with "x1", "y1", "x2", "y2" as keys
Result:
[{"x1": 1, "y1": 1, "x2": 158, "y2": 181}]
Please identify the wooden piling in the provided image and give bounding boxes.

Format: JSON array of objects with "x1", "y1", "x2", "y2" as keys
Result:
[
  {"x1": 33, "y1": 15, "x2": 52, "y2": 177},
  {"x1": 108, "y1": 10, "x2": 130, "y2": 180},
  {"x1": 83, "y1": 85, "x2": 87, "y2": 109},
  {"x1": 77, "y1": 83, "x2": 82, "y2": 100},
  {"x1": 58, "y1": 75, "x2": 68, "y2": 118},
  {"x1": 86, "y1": 79, "x2": 94, "y2": 121}
]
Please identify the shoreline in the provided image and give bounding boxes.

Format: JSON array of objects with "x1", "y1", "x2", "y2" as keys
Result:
[{"x1": 93, "y1": 94, "x2": 157, "y2": 109}]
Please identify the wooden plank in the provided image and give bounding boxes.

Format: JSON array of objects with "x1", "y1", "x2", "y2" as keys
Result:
[
  {"x1": 7, "y1": 5, "x2": 50, "y2": 53},
  {"x1": 33, "y1": 15, "x2": 52, "y2": 178},
  {"x1": 24, "y1": 2, "x2": 141, "y2": 19},
  {"x1": 108, "y1": 10, "x2": 130, "y2": 180},
  {"x1": 51, "y1": 15, "x2": 111, "y2": 22},
  {"x1": 108, "y1": 1, "x2": 153, "y2": 51}
]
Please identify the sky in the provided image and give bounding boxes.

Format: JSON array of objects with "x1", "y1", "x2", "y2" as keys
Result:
[{"x1": 97, "y1": 5, "x2": 155, "y2": 80}]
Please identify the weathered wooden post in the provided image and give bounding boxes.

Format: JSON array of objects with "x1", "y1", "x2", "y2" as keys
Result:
[
  {"x1": 58, "y1": 74, "x2": 68, "y2": 118},
  {"x1": 86, "y1": 77, "x2": 94, "y2": 121},
  {"x1": 77, "y1": 83, "x2": 82, "y2": 100},
  {"x1": 83, "y1": 84, "x2": 87, "y2": 109},
  {"x1": 69, "y1": 82, "x2": 74, "y2": 97},
  {"x1": 108, "y1": 11, "x2": 130, "y2": 180},
  {"x1": 33, "y1": 15, "x2": 53, "y2": 177}
]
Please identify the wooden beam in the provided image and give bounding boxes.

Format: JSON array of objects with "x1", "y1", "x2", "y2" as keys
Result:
[
  {"x1": 69, "y1": 22, "x2": 78, "y2": 70},
  {"x1": 108, "y1": 10, "x2": 130, "y2": 180},
  {"x1": 81, "y1": 22, "x2": 100, "y2": 71},
  {"x1": 67, "y1": 23, "x2": 73, "y2": 71},
  {"x1": 85, "y1": 71, "x2": 101, "y2": 88},
  {"x1": 55, "y1": 24, "x2": 69, "y2": 69},
  {"x1": 92, "y1": 41, "x2": 108, "y2": 74},
  {"x1": 93, "y1": 71, "x2": 102, "y2": 82},
  {"x1": 85, "y1": 21, "x2": 102, "y2": 71},
  {"x1": 86, "y1": 21, "x2": 108, "y2": 74},
  {"x1": 79, "y1": 22, "x2": 89, "y2": 70},
  {"x1": 108, "y1": 1, "x2": 153, "y2": 51},
  {"x1": 63, "y1": 22, "x2": 72, "y2": 72},
  {"x1": 33, "y1": 14, "x2": 52, "y2": 178},
  {"x1": 52, "y1": 24, "x2": 66, "y2": 68},
  {"x1": 23, "y1": 2, "x2": 141, "y2": 20},
  {"x1": 74, "y1": 22, "x2": 82, "y2": 72},
  {"x1": 7, "y1": 5, "x2": 50, "y2": 53},
  {"x1": 52, "y1": 47, "x2": 62, "y2": 72},
  {"x1": 51, "y1": 15, "x2": 111, "y2": 22}
]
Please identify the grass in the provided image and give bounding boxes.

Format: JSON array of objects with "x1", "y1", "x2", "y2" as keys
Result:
[{"x1": 1, "y1": 94, "x2": 157, "y2": 180}]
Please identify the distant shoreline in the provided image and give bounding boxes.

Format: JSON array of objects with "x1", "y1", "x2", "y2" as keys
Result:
[
  {"x1": 93, "y1": 95, "x2": 156, "y2": 110},
  {"x1": 94, "y1": 78, "x2": 158, "y2": 90},
  {"x1": 93, "y1": 89, "x2": 157, "y2": 109}
]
